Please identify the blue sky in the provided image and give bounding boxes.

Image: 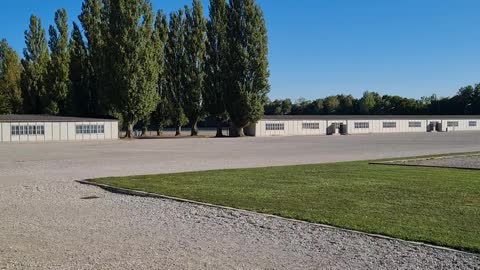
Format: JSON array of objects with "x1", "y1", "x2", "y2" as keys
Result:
[{"x1": 1, "y1": 0, "x2": 479, "y2": 101}]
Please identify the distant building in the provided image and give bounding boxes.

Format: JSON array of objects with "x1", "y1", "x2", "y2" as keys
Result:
[
  {"x1": 245, "y1": 115, "x2": 480, "y2": 137},
  {"x1": 0, "y1": 115, "x2": 118, "y2": 143}
]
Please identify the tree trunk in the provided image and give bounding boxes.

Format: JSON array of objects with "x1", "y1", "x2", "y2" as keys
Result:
[
  {"x1": 175, "y1": 126, "x2": 181, "y2": 136},
  {"x1": 141, "y1": 126, "x2": 147, "y2": 137},
  {"x1": 156, "y1": 129, "x2": 162, "y2": 136},
  {"x1": 230, "y1": 125, "x2": 245, "y2": 137},
  {"x1": 215, "y1": 118, "x2": 224, "y2": 137},
  {"x1": 216, "y1": 127, "x2": 224, "y2": 137},
  {"x1": 236, "y1": 127, "x2": 245, "y2": 137},
  {"x1": 191, "y1": 121, "x2": 199, "y2": 136},
  {"x1": 125, "y1": 122, "x2": 134, "y2": 139}
]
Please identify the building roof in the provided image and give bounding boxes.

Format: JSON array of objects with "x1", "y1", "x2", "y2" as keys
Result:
[
  {"x1": 261, "y1": 115, "x2": 480, "y2": 121},
  {"x1": 0, "y1": 114, "x2": 118, "y2": 123}
]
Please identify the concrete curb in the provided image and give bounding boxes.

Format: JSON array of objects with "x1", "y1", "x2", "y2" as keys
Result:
[{"x1": 76, "y1": 179, "x2": 480, "y2": 257}]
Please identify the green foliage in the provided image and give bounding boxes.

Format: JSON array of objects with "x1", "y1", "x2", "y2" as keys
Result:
[
  {"x1": 226, "y1": 0, "x2": 270, "y2": 135},
  {"x1": 47, "y1": 9, "x2": 70, "y2": 115},
  {"x1": 94, "y1": 158, "x2": 480, "y2": 253},
  {"x1": 338, "y1": 94, "x2": 354, "y2": 114},
  {"x1": 104, "y1": 0, "x2": 160, "y2": 137},
  {"x1": 21, "y1": 15, "x2": 50, "y2": 114},
  {"x1": 448, "y1": 84, "x2": 480, "y2": 115},
  {"x1": 68, "y1": 22, "x2": 91, "y2": 116},
  {"x1": 204, "y1": 0, "x2": 229, "y2": 135},
  {"x1": 267, "y1": 90, "x2": 480, "y2": 116},
  {"x1": 323, "y1": 95, "x2": 340, "y2": 114},
  {"x1": 264, "y1": 98, "x2": 292, "y2": 115},
  {"x1": 79, "y1": 0, "x2": 106, "y2": 115},
  {"x1": 165, "y1": 10, "x2": 189, "y2": 132},
  {"x1": 150, "y1": 10, "x2": 171, "y2": 133},
  {"x1": 359, "y1": 91, "x2": 378, "y2": 114},
  {"x1": 183, "y1": 0, "x2": 207, "y2": 136},
  {"x1": 0, "y1": 39, "x2": 23, "y2": 114}
]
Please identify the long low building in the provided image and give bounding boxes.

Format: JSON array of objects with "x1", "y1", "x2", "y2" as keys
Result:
[
  {"x1": 245, "y1": 115, "x2": 480, "y2": 137},
  {"x1": 0, "y1": 115, "x2": 119, "y2": 143}
]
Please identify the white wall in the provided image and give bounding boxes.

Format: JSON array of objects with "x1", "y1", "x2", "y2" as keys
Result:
[
  {"x1": 1, "y1": 123, "x2": 10, "y2": 142},
  {"x1": 255, "y1": 120, "x2": 328, "y2": 137},
  {"x1": 1, "y1": 120, "x2": 119, "y2": 143},
  {"x1": 60, "y1": 122, "x2": 68, "y2": 141},
  {"x1": 440, "y1": 119, "x2": 480, "y2": 132},
  {"x1": 254, "y1": 118, "x2": 480, "y2": 137},
  {"x1": 52, "y1": 122, "x2": 60, "y2": 141},
  {"x1": 110, "y1": 121, "x2": 119, "y2": 140},
  {"x1": 44, "y1": 122, "x2": 53, "y2": 142},
  {"x1": 67, "y1": 122, "x2": 76, "y2": 140},
  {"x1": 347, "y1": 119, "x2": 429, "y2": 134}
]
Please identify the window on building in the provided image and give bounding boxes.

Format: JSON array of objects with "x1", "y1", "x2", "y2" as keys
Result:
[
  {"x1": 76, "y1": 124, "x2": 105, "y2": 134},
  {"x1": 302, "y1": 122, "x2": 320, "y2": 129},
  {"x1": 354, "y1": 122, "x2": 369, "y2": 129},
  {"x1": 383, "y1": 122, "x2": 397, "y2": 128},
  {"x1": 11, "y1": 125, "x2": 45, "y2": 135},
  {"x1": 447, "y1": 121, "x2": 459, "y2": 127},
  {"x1": 265, "y1": 123, "x2": 284, "y2": 131},
  {"x1": 408, "y1": 121, "x2": 422, "y2": 128},
  {"x1": 469, "y1": 121, "x2": 477, "y2": 127}
]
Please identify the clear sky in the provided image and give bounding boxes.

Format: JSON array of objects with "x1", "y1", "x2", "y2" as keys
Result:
[{"x1": 1, "y1": 0, "x2": 479, "y2": 101}]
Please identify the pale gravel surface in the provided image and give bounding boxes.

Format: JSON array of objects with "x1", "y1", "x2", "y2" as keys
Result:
[
  {"x1": 397, "y1": 155, "x2": 480, "y2": 169},
  {"x1": 1, "y1": 132, "x2": 480, "y2": 269}
]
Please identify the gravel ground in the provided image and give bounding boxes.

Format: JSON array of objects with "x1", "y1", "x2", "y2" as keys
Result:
[
  {"x1": 388, "y1": 154, "x2": 480, "y2": 170},
  {"x1": 1, "y1": 132, "x2": 480, "y2": 269}
]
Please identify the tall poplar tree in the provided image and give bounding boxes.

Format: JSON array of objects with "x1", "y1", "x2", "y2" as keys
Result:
[
  {"x1": 21, "y1": 15, "x2": 50, "y2": 114},
  {"x1": 226, "y1": 0, "x2": 269, "y2": 136},
  {"x1": 0, "y1": 39, "x2": 23, "y2": 114},
  {"x1": 183, "y1": 0, "x2": 207, "y2": 136},
  {"x1": 150, "y1": 10, "x2": 172, "y2": 135},
  {"x1": 105, "y1": 0, "x2": 160, "y2": 138},
  {"x1": 205, "y1": 0, "x2": 229, "y2": 137},
  {"x1": 79, "y1": 0, "x2": 106, "y2": 114},
  {"x1": 47, "y1": 9, "x2": 70, "y2": 115},
  {"x1": 165, "y1": 10, "x2": 188, "y2": 136},
  {"x1": 68, "y1": 22, "x2": 91, "y2": 116}
]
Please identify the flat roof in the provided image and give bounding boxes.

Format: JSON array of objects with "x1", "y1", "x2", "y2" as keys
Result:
[
  {"x1": 262, "y1": 115, "x2": 480, "y2": 121},
  {"x1": 0, "y1": 114, "x2": 118, "y2": 123}
]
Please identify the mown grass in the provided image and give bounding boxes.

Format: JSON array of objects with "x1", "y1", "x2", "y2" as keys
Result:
[{"x1": 92, "y1": 159, "x2": 480, "y2": 253}]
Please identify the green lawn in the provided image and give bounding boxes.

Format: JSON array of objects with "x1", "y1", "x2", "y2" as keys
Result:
[{"x1": 91, "y1": 159, "x2": 480, "y2": 253}]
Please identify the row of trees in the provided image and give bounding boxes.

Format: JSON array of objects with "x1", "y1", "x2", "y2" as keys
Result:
[
  {"x1": 0, "y1": 0, "x2": 269, "y2": 137},
  {"x1": 265, "y1": 87, "x2": 480, "y2": 116}
]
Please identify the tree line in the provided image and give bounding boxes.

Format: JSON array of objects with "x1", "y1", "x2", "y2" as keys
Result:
[
  {"x1": 0, "y1": 0, "x2": 269, "y2": 137},
  {"x1": 265, "y1": 87, "x2": 480, "y2": 116}
]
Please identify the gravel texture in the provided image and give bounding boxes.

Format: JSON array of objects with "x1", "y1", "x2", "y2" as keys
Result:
[
  {"x1": 388, "y1": 154, "x2": 480, "y2": 170},
  {"x1": 1, "y1": 132, "x2": 480, "y2": 269}
]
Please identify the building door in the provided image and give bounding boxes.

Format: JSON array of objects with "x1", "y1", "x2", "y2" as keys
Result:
[{"x1": 427, "y1": 121, "x2": 437, "y2": 132}]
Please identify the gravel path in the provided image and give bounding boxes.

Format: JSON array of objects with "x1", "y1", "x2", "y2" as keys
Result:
[
  {"x1": 1, "y1": 133, "x2": 480, "y2": 269},
  {"x1": 395, "y1": 154, "x2": 480, "y2": 170}
]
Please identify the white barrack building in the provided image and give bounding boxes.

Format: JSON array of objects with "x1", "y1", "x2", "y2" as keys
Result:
[
  {"x1": 0, "y1": 115, "x2": 119, "y2": 143},
  {"x1": 245, "y1": 115, "x2": 480, "y2": 137}
]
